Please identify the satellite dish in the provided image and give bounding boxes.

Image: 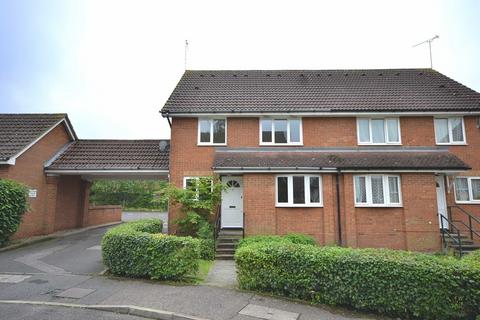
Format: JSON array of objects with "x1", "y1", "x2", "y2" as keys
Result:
[{"x1": 159, "y1": 140, "x2": 168, "y2": 151}]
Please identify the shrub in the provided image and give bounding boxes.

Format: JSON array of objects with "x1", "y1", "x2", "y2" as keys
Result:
[
  {"x1": 237, "y1": 233, "x2": 316, "y2": 249},
  {"x1": 197, "y1": 220, "x2": 214, "y2": 260},
  {"x1": 463, "y1": 250, "x2": 480, "y2": 265},
  {"x1": 0, "y1": 179, "x2": 28, "y2": 246},
  {"x1": 102, "y1": 219, "x2": 200, "y2": 280},
  {"x1": 235, "y1": 242, "x2": 480, "y2": 320}
]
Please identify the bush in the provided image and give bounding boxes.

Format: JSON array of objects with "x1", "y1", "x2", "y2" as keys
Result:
[
  {"x1": 238, "y1": 233, "x2": 316, "y2": 249},
  {"x1": 102, "y1": 219, "x2": 200, "y2": 280},
  {"x1": 463, "y1": 250, "x2": 480, "y2": 265},
  {"x1": 197, "y1": 220, "x2": 214, "y2": 260},
  {"x1": 235, "y1": 241, "x2": 480, "y2": 320},
  {"x1": 0, "y1": 179, "x2": 28, "y2": 246}
]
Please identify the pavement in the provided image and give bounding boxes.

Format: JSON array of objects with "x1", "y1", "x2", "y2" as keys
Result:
[
  {"x1": 0, "y1": 224, "x2": 385, "y2": 320},
  {"x1": 204, "y1": 260, "x2": 238, "y2": 288}
]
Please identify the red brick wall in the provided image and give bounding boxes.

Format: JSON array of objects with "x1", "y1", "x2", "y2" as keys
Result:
[
  {"x1": 85, "y1": 205, "x2": 122, "y2": 227},
  {"x1": 1, "y1": 124, "x2": 72, "y2": 239},
  {"x1": 168, "y1": 115, "x2": 480, "y2": 250},
  {"x1": 54, "y1": 175, "x2": 85, "y2": 231}
]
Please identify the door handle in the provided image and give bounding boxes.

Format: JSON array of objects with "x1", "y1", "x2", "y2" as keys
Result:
[{"x1": 229, "y1": 205, "x2": 236, "y2": 208}]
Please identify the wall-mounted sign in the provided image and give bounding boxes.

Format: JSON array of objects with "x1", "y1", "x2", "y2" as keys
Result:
[{"x1": 28, "y1": 189, "x2": 37, "y2": 198}]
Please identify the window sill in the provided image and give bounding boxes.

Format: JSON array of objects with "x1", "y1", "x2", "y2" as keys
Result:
[
  {"x1": 276, "y1": 203, "x2": 323, "y2": 208},
  {"x1": 355, "y1": 204, "x2": 403, "y2": 208},
  {"x1": 455, "y1": 201, "x2": 480, "y2": 205},
  {"x1": 435, "y1": 142, "x2": 467, "y2": 146},
  {"x1": 260, "y1": 143, "x2": 303, "y2": 146},
  {"x1": 197, "y1": 143, "x2": 227, "y2": 146},
  {"x1": 357, "y1": 142, "x2": 402, "y2": 146}
]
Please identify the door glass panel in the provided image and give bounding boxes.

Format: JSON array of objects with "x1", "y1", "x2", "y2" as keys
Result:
[
  {"x1": 277, "y1": 177, "x2": 288, "y2": 203},
  {"x1": 435, "y1": 119, "x2": 449, "y2": 143},
  {"x1": 289, "y1": 119, "x2": 301, "y2": 143},
  {"x1": 309, "y1": 177, "x2": 320, "y2": 203},
  {"x1": 213, "y1": 119, "x2": 225, "y2": 144},
  {"x1": 371, "y1": 119, "x2": 385, "y2": 143},
  {"x1": 199, "y1": 119, "x2": 211, "y2": 143},
  {"x1": 455, "y1": 178, "x2": 469, "y2": 201},
  {"x1": 371, "y1": 176, "x2": 384, "y2": 204},
  {"x1": 293, "y1": 176, "x2": 305, "y2": 204},
  {"x1": 358, "y1": 119, "x2": 370, "y2": 143},
  {"x1": 274, "y1": 120, "x2": 288, "y2": 143},
  {"x1": 261, "y1": 119, "x2": 273, "y2": 143}
]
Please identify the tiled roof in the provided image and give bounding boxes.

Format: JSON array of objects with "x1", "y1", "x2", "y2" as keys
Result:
[
  {"x1": 46, "y1": 140, "x2": 170, "y2": 171},
  {"x1": 213, "y1": 147, "x2": 470, "y2": 171},
  {"x1": 162, "y1": 69, "x2": 480, "y2": 114},
  {"x1": 0, "y1": 113, "x2": 74, "y2": 161}
]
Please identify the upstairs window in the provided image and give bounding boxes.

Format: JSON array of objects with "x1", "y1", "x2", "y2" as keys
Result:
[
  {"x1": 260, "y1": 118, "x2": 302, "y2": 145},
  {"x1": 434, "y1": 117, "x2": 466, "y2": 144},
  {"x1": 454, "y1": 177, "x2": 480, "y2": 203},
  {"x1": 198, "y1": 118, "x2": 226, "y2": 145},
  {"x1": 276, "y1": 175, "x2": 322, "y2": 207},
  {"x1": 357, "y1": 118, "x2": 401, "y2": 145},
  {"x1": 354, "y1": 175, "x2": 402, "y2": 207}
]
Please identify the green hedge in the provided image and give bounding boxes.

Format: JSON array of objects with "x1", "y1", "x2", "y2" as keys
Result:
[
  {"x1": 102, "y1": 219, "x2": 200, "y2": 280},
  {"x1": 237, "y1": 233, "x2": 317, "y2": 249},
  {"x1": 235, "y1": 242, "x2": 480, "y2": 320},
  {"x1": 0, "y1": 179, "x2": 28, "y2": 246}
]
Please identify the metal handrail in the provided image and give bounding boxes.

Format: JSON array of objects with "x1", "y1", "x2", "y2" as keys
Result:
[
  {"x1": 213, "y1": 205, "x2": 221, "y2": 249},
  {"x1": 440, "y1": 214, "x2": 463, "y2": 257},
  {"x1": 448, "y1": 205, "x2": 480, "y2": 241}
]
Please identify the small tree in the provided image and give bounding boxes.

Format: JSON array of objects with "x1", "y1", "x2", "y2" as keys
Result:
[
  {"x1": 164, "y1": 176, "x2": 224, "y2": 236},
  {"x1": 0, "y1": 179, "x2": 28, "y2": 246}
]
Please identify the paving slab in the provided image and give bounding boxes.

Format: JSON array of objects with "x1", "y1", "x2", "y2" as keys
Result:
[
  {"x1": 55, "y1": 287, "x2": 96, "y2": 299},
  {"x1": 204, "y1": 260, "x2": 237, "y2": 288},
  {"x1": 239, "y1": 304, "x2": 299, "y2": 320}
]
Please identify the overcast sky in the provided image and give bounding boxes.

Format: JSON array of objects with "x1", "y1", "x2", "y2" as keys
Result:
[{"x1": 0, "y1": 0, "x2": 479, "y2": 139}]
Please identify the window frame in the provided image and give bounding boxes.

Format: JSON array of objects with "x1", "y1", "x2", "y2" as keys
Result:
[
  {"x1": 356, "y1": 118, "x2": 402, "y2": 145},
  {"x1": 275, "y1": 174, "x2": 323, "y2": 207},
  {"x1": 353, "y1": 174, "x2": 402, "y2": 207},
  {"x1": 197, "y1": 118, "x2": 227, "y2": 146},
  {"x1": 454, "y1": 176, "x2": 480, "y2": 204},
  {"x1": 259, "y1": 118, "x2": 303, "y2": 146},
  {"x1": 434, "y1": 117, "x2": 467, "y2": 145}
]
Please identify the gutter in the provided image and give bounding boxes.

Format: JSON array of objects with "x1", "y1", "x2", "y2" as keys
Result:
[{"x1": 335, "y1": 170, "x2": 343, "y2": 246}]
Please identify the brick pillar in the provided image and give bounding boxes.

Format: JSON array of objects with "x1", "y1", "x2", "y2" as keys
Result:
[
  {"x1": 44, "y1": 174, "x2": 59, "y2": 234},
  {"x1": 342, "y1": 173, "x2": 358, "y2": 247},
  {"x1": 323, "y1": 174, "x2": 337, "y2": 245},
  {"x1": 80, "y1": 180, "x2": 92, "y2": 227}
]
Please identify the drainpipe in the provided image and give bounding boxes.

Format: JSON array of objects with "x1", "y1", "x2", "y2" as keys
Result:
[{"x1": 335, "y1": 170, "x2": 343, "y2": 246}]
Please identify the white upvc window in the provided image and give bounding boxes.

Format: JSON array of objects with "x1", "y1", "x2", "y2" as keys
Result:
[
  {"x1": 260, "y1": 118, "x2": 303, "y2": 145},
  {"x1": 198, "y1": 118, "x2": 227, "y2": 145},
  {"x1": 357, "y1": 118, "x2": 401, "y2": 145},
  {"x1": 454, "y1": 177, "x2": 480, "y2": 203},
  {"x1": 275, "y1": 175, "x2": 322, "y2": 207},
  {"x1": 434, "y1": 117, "x2": 466, "y2": 145},
  {"x1": 354, "y1": 175, "x2": 402, "y2": 207}
]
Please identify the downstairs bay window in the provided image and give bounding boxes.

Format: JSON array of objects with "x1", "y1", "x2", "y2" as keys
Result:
[
  {"x1": 276, "y1": 175, "x2": 322, "y2": 207},
  {"x1": 454, "y1": 177, "x2": 480, "y2": 203},
  {"x1": 354, "y1": 175, "x2": 402, "y2": 207}
]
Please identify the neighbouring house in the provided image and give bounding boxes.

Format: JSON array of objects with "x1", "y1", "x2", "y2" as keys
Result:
[
  {"x1": 161, "y1": 68, "x2": 480, "y2": 255},
  {"x1": 0, "y1": 113, "x2": 169, "y2": 240}
]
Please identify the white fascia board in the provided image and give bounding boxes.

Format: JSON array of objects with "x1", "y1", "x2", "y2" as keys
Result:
[
  {"x1": 0, "y1": 158, "x2": 16, "y2": 165},
  {"x1": 213, "y1": 168, "x2": 468, "y2": 174},
  {"x1": 8, "y1": 119, "x2": 76, "y2": 165},
  {"x1": 44, "y1": 169, "x2": 169, "y2": 175},
  {"x1": 167, "y1": 111, "x2": 480, "y2": 117},
  {"x1": 341, "y1": 169, "x2": 467, "y2": 173}
]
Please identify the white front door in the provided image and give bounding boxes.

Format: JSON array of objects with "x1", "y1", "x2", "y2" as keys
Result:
[
  {"x1": 221, "y1": 176, "x2": 244, "y2": 228},
  {"x1": 436, "y1": 175, "x2": 449, "y2": 229}
]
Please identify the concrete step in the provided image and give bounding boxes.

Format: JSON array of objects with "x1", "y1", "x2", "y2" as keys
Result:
[
  {"x1": 218, "y1": 229, "x2": 243, "y2": 236},
  {"x1": 216, "y1": 237, "x2": 242, "y2": 244},
  {"x1": 444, "y1": 238, "x2": 474, "y2": 245},
  {"x1": 216, "y1": 243, "x2": 237, "y2": 249},
  {"x1": 449, "y1": 244, "x2": 480, "y2": 251},
  {"x1": 216, "y1": 248, "x2": 236, "y2": 255},
  {"x1": 215, "y1": 254, "x2": 234, "y2": 260}
]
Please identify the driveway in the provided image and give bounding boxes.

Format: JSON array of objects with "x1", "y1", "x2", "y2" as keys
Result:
[{"x1": 0, "y1": 226, "x2": 111, "y2": 275}]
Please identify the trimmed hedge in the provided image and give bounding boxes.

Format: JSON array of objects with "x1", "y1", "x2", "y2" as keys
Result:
[
  {"x1": 0, "y1": 179, "x2": 28, "y2": 246},
  {"x1": 237, "y1": 233, "x2": 317, "y2": 249},
  {"x1": 235, "y1": 241, "x2": 480, "y2": 320},
  {"x1": 102, "y1": 219, "x2": 200, "y2": 280}
]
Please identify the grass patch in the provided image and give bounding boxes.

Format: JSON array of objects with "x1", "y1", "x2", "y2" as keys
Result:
[{"x1": 190, "y1": 259, "x2": 214, "y2": 284}]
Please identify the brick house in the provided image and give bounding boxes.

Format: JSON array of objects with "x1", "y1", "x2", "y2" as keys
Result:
[
  {"x1": 0, "y1": 114, "x2": 169, "y2": 240},
  {"x1": 161, "y1": 69, "x2": 480, "y2": 253}
]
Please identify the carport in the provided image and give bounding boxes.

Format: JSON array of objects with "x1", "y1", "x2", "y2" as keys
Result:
[{"x1": 43, "y1": 139, "x2": 169, "y2": 231}]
